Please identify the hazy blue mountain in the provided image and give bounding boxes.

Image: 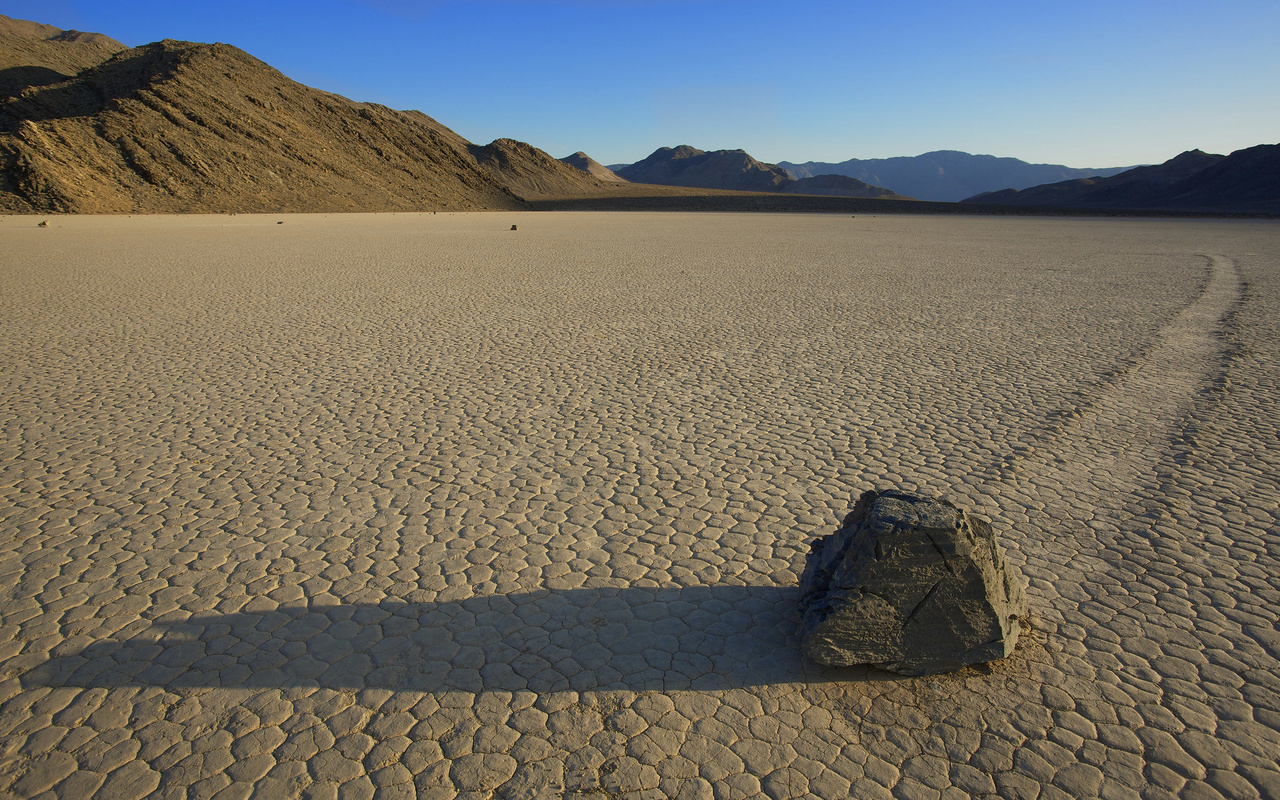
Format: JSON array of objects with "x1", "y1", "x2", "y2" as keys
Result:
[
  {"x1": 778, "y1": 150, "x2": 1136, "y2": 202},
  {"x1": 964, "y1": 146, "x2": 1280, "y2": 213}
]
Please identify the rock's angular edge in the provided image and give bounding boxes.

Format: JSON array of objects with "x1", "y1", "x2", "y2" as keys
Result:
[{"x1": 798, "y1": 489, "x2": 1028, "y2": 675}]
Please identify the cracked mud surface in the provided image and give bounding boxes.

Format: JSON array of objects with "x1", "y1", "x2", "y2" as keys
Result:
[{"x1": 1, "y1": 212, "x2": 1278, "y2": 798}]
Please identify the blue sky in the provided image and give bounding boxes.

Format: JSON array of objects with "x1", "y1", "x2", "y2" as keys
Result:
[{"x1": 7, "y1": 0, "x2": 1279, "y2": 168}]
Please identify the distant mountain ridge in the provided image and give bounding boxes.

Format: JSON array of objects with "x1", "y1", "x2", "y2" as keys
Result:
[
  {"x1": 964, "y1": 146, "x2": 1280, "y2": 213},
  {"x1": 781, "y1": 173, "x2": 902, "y2": 199},
  {"x1": 614, "y1": 145, "x2": 906, "y2": 199},
  {"x1": 7, "y1": 16, "x2": 1268, "y2": 216},
  {"x1": 779, "y1": 150, "x2": 1136, "y2": 202},
  {"x1": 616, "y1": 145, "x2": 792, "y2": 192}
]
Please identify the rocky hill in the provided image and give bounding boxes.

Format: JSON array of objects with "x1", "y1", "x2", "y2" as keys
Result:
[
  {"x1": 0, "y1": 14, "x2": 126, "y2": 97},
  {"x1": 964, "y1": 146, "x2": 1280, "y2": 213},
  {"x1": 0, "y1": 19, "x2": 608, "y2": 213},
  {"x1": 559, "y1": 151, "x2": 626, "y2": 182},
  {"x1": 468, "y1": 138, "x2": 617, "y2": 198},
  {"x1": 614, "y1": 145, "x2": 906, "y2": 199},
  {"x1": 616, "y1": 145, "x2": 793, "y2": 193},
  {"x1": 780, "y1": 150, "x2": 1134, "y2": 202}
]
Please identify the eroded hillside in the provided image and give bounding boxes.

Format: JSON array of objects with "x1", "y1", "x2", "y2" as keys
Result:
[{"x1": 0, "y1": 25, "x2": 608, "y2": 213}]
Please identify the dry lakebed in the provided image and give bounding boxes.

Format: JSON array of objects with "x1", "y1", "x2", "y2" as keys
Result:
[{"x1": 1, "y1": 212, "x2": 1277, "y2": 799}]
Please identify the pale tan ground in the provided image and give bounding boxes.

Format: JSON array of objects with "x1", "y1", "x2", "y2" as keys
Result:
[{"x1": 0, "y1": 212, "x2": 1277, "y2": 799}]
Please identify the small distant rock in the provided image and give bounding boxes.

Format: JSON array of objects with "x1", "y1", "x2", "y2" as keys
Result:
[
  {"x1": 798, "y1": 489, "x2": 1028, "y2": 675},
  {"x1": 510, "y1": 224, "x2": 518, "y2": 231},
  {"x1": 277, "y1": 220, "x2": 284, "y2": 225},
  {"x1": 37, "y1": 220, "x2": 48, "y2": 227}
]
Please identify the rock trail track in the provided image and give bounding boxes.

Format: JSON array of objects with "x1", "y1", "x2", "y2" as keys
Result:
[{"x1": 0, "y1": 213, "x2": 1277, "y2": 799}]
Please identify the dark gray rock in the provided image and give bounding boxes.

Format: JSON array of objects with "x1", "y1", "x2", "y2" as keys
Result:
[{"x1": 798, "y1": 489, "x2": 1028, "y2": 675}]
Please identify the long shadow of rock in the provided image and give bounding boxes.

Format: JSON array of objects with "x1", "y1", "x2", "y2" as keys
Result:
[{"x1": 24, "y1": 585, "x2": 890, "y2": 692}]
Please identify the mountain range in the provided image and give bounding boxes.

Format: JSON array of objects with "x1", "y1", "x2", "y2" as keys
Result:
[
  {"x1": 777, "y1": 151, "x2": 1136, "y2": 202},
  {"x1": 1, "y1": 14, "x2": 1273, "y2": 216},
  {"x1": 963, "y1": 147, "x2": 1280, "y2": 213},
  {"x1": 0, "y1": 16, "x2": 610, "y2": 213},
  {"x1": 601, "y1": 143, "x2": 1277, "y2": 214},
  {"x1": 0, "y1": 16, "x2": 910, "y2": 214},
  {"x1": 610, "y1": 146, "x2": 904, "y2": 199}
]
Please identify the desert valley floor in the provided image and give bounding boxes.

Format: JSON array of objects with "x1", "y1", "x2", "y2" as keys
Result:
[{"x1": 0, "y1": 212, "x2": 1277, "y2": 799}]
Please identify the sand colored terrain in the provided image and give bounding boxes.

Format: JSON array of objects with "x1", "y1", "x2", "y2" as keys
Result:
[
  {"x1": 0, "y1": 29, "x2": 609, "y2": 214},
  {"x1": 1, "y1": 212, "x2": 1278, "y2": 798},
  {"x1": 560, "y1": 152, "x2": 627, "y2": 183}
]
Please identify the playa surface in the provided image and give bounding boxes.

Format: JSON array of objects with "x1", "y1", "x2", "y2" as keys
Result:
[{"x1": 1, "y1": 212, "x2": 1277, "y2": 799}]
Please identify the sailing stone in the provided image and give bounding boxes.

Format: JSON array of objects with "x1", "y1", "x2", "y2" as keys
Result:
[{"x1": 798, "y1": 489, "x2": 1028, "y2": 675}]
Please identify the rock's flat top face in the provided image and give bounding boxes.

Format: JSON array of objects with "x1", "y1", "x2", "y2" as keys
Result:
[
  {"x1": 870, "y1": 492, "x2": 957, "y2": 532},
  {"x1": 0, "y1": 214, "x2": 1276, "y2": 799},
  {"x1": 799, "y1": 490, "x2": 1028, "y2": 674}
]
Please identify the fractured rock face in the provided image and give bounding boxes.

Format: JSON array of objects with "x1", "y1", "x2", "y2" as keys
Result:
[{"x1": 798, "y1": 489, "x2": 1028, "y2": 675}]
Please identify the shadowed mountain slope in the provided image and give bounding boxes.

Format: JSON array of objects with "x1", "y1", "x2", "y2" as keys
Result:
[
  {"x1": 614, "y1": 145, "x2": 906, "y2": 199},
  {"x1": 780, "y1": 150, "x2": 1135, "y2": 202},
  {"x1": 780, "y1": 173, "x2": 902, "y2": 199},
  {"x1": 0, "y1": 14, "x2": 126, "y2": 97},
  {"x1": 0, "y1": 23, "x2": 608, "y2": 213},
  {"x1": 1165, "y1": 144, "x2": 1280, "y2": 212},
  {"x1": 616, "y1": 146, "x2": 795, "y2": 192},
  {"x1": 964, "y1": 146, "x2": 1280, "y2": 213},
  {"x1": 559, "y1": 151, "x2": 627, "y2": 182},
  {"x1": 964, "y1": 150, "x2": 1222, "y2": 208}
]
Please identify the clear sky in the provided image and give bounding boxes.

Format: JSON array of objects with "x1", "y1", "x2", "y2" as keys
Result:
[{"x1": 6, "y1": 0, "x2": 1279, "y2": 168}]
